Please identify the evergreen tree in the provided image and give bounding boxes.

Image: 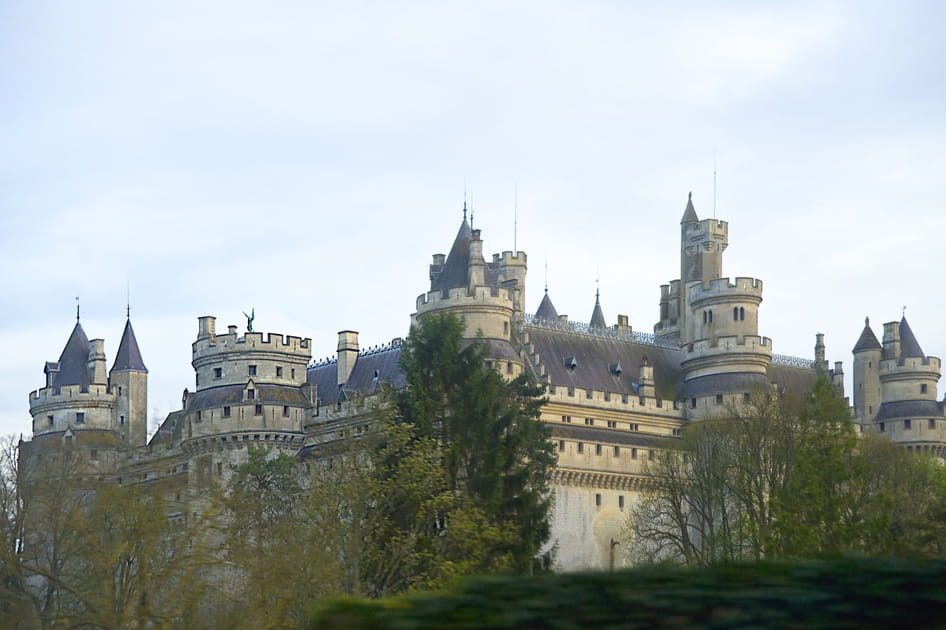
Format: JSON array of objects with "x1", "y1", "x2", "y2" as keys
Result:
[{"x1": 394, "y1": 312, "x2": 555, "y2": 577}]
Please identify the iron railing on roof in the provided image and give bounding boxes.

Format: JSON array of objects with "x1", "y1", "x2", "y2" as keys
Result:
[
  {"x1": 770, "y1": 353, "x2": 815, "y2": 369},
  {"x1": 523, "y1": 314, "x2": 681, "y2": 349}
]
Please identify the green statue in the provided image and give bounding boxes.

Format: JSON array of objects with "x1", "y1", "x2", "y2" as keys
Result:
[{"x1": 243, "y1": 308, "x2": 255, "y2": 333}]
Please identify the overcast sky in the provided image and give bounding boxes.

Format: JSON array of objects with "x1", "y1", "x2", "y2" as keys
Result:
[{"x1": 2, "y1": 1, "x2": 944, "y2": 438}]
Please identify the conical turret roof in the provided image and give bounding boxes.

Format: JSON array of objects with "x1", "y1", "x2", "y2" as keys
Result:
[
  {"x1": 899, "y1": 317, "x2": 925, "y2": 359},
  {"x1": 852, "y1": 317, "x2": 882, "y2": 353},
  {"x1": 56, "y1": 322, "x2": 91, "y2": 389},
  {"x1": 681, "y1": 192, "x2": 698, "y2": 224},
  {"x1": 111, "y1": 318, "x2": 148, "y2": 373},
  {"x1": 534, "y1": 291, "x2": 559, "y2": 322},
  {"x1": 430, "y1": 214, "x2": 472, "y2": 292},
  {"x1": 590, "y1": 291, "x2": 607, "y2": 329}
]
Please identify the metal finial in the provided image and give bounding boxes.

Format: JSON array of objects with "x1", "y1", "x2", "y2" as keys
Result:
[
  {"x1": 75, "y1": 296, "x2": 80, "y2": 322},
  {"x1": 865, "y1": 316, "x2": 870, "y2": 327},
  {"x1": 902, "y1": 305, "x2": 907, "y2": 317},
  {"x1": 126, "y1": 280, "x2": 131, "y2": 319},
  {"x1": 544, "y1": 258, "x2": 548, "y2": 293},
  {"x1": 688, "y1": 191, "x2": 692, "y2": 201},
  {"x1": 463, "y1": 200, "x2": 467, "y2": 222}
]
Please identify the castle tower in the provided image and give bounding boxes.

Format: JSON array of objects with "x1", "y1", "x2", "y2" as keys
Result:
[
  {"x1": 874, "y1": 317, "x2": 942, "y2": 442},
  {"x1": 852, "y1": 317, "x2": 882, "y2": 423},
  {"x1": 589, "y1": 289, "x2": 606, "y2": 330},
  {"x1": 414, "y1": 206, "x2": 527, "y2": 377},
  {"x1": 109, "y1": 317, "x2": 148, "y2": 446},
  {"x1": 183, "y1": 316, "x2": 312, "y2": 486},
  {"x1": 656, "y1": 193, "x2": 729, "y2": 343},
  {"x1": 534, "y1": 289, "x2": 560, "y2": 322}
]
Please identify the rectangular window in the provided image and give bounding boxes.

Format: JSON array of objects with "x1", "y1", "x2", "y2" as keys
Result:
[
  {"x1": 254, "y1": 404, "x2": 263, "y2": 416},
  {"x1": 283, "y1": 405, "x2": 290, "y2": 417},
  {"x1": 930, "y1": 419, "x2": 936, "y2": 430},
  {"x1": 879, "y1": 422, "x2": 885, "y2": 432},
  {"x1": 904, "y1": 419, "x2": 911, "y2": 430},
  {"x1": 276, "y1": 366, "x2": 283, "y2": 377},
  {"x1": 561, "y1": 415, "x2": 571, "y2": 423},
  {"x1": 690, "y1": 398, "x2": 697, "y2": 408},
  {"x1": 223, "y1": 406, "x2": 231, "y2": 417},
  {"x1": 76, "y1": 412, "x2": 85, "y2": 424},
  {"x1": 247, "y1": 389, "x2": 255, "y2": 399},
  {"x1": 291, "y1": 368, "x2": 296, "y2": 379},
  {"x1": 248, "y1": 365, "x2": 257, "y2": 376},
  {"x1": 586, "y1": 389, "x2": 593, "y2": 399},
  {"x1": 90, "y1": 449, "x2": 97, "y2": 460},
  {"x1": 921, "y1": 384, "x2": 928, "y2": 394},
  {"x1": 118, "y1": 386, "x2": 123, "y2": 396},
  {"x1": 621, "y1": 393, "x2": 629, "y2": 403},
  {"x1": 604, "y1": 391, "x2": 611, "y2": 401},
  {"x1": 595, "y1": 444, "x2": 602, "y2": 455},
  {"x1": 595, "y1": 494, "x2": 601, "y2": 507},
  {"x1": 631, "y1": 448, "x2": 638, "y2": 459},
  {"x1": 716, "y1": 394, "x2": 723, "y2": 405},
  {"x1": 577, "y1": 442, "x2": 584, "y2": 454},
  {"x1": 558, "y1": 440, "x2": 565, "y2": 452},
  {"x1": 213, "y1": 367, "x2": 222, "y2": 379},
  {"x1": 47, "y1": 415, "x2": 53, "y2": 426},
  {"x1": 607, "y1": 420, "x2": 616, "y2": 428},
  {"x1": 567, "y1": 387, "x2": 575, "y2": 397},
  {"x1": 506, "y1": 362, "x2": 513, "y2": 374},
  {"x1": 619, "y1": 495, "x2": 625, "y2": 510},
  {"x1": 549, "y1": 384, "x2": 556, "y2": 394},
  {"x1": 649, "y1": 450, "x2": 655, "y2": 460},
  {"x1": 195, "y1": 411, "x2": 200, "y2": 421},
  {"x1": 744, "y1": 393, "x2": 751, "y2": 402},
  {"x1": 585, "y1": 418, "x2": 594, "y2": 425},
  {"x1": 485, "y1": 360, "x2": 493, "y2": 370},
  {"x1": 613, "y1": 446, "x2": 620, "y2": 457},
  {"x1": 672, "y1": 428, "x2": 682, "y2": 436}
]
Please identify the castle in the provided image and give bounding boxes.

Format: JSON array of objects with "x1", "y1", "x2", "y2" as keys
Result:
[{"x1": 22, "y1": 194, "x2": 945, "y2": 571}]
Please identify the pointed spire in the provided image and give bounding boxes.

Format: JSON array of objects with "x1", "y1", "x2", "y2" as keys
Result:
[
  {"x1": 430, "y1": 209, "x2": 473, "y2": 292},
  {"x1": 535, "y1": 292, "x2": 559, "y2": 322},
  {"x1": 111, "y1": 317, "x2": 148, "y2": 373},
  {"x1": 55, "y1": 321, "x2": 91, "y2": 388},
  {"x1": 899, "y1": 316, "x2": 926, "y2": 360},
  {"x1": 681, "y1": 191, "x2": 699, "y2": 224},
  {"x1": 590, "y1": 287, "x2": 607, "y2": 329},
  {"x1": 852, "y1": 316, "x2": 882, "y2": 353}
]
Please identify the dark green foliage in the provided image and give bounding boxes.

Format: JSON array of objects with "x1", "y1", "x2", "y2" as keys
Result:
[
  {"x1": 392, "y1": 312, "x2": 555, "y2": 579},
  {"x1": 305, "y1": 557, "x2": 946, "y2": 629}
]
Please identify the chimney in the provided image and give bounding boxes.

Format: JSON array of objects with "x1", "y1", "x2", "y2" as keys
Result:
[
  {"x1": 639, "y1": 357, "x2": 655, "y2": 399},
  {"x1": 468, "y1": 229, "x2": 485, "y2": 288},
  {"x1": 882, "y1": 321, "x2": 900, "y2": 361},
  {"x1": 198, "y1": 316, "x2": 216, "y2": 341},
  {"x1": 337, "y1": 330, "x2": 359, "y2": 386}
]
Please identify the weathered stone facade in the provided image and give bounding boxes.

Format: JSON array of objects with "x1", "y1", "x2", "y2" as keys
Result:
[{"x1": 22, "y1": 194, "x2": 946, "y2": 572}]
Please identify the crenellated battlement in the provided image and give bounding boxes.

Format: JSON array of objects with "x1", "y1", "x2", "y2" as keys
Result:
[
  {"x1": 880, "y1": 355, "x2": 942, "y2": 376},
  {"x1": 30, "y1": 382, "x2": 115, "y2": 406},
  {"x1": 688, "y1": 277, "x2": 763, "y2": 302},
  {"x1": 684, "y1": 218, "x2": 728, "y2": 237},
  {"x1": 193, "y1": 328, "x2": 311, "y2": 360},
  {"x1": 492, "y1": 250, "x2": 527, "y2": 266},
  {"x1": 415, "y1": 285, "x2": 514, "y2": 311}
]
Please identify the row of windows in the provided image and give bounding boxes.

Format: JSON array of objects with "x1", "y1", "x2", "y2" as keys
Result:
[
  {"x1": 558, "y1": 440, "x2": 653, "y2": 460},
  {"x1": 689, "y1": 393, "x2": 753, "y2": 409},
  {"x1": 595, "y1": 494, "x2": 627, "y2": 510},
  {"x1": 485, "y1": 360, "x2": 516, "y2": 373},
  {"x1": 209, "y1": 365, "x2": 296, "y2": 381},
  {"x1": 878, "y1": 419, "x2": 937, "y2": 432},
  {"x1": 214, "y1": 404, "x2": 292, "y2": 418},
  {"x1": 549, "y1": 385, "x2": 675, "y2": 408},
  {"x1": 561, "y1": 416, "x2": 640, "y2": 431}
]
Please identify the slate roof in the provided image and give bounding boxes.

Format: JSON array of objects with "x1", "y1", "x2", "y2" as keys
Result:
[
  {"x1": 899, "y1": 317, "x2": 925, "y2": 360},
  {"x1": 681, "y1": 192, "x2": 699, "y2": 223},
  {"x1": 55, "y1": 322, "x2": 91, "y2": 390},
  {"x1": 534, "y1": 291, "x2": 560, "y2": 322},
  {"x1": 852, "y1": 317, "x2": 882, "y2": 353},
  {"x1": 185, "y1": 384, "x2": 308, "y2": 412},
  {"x1": 307, "y1": 346, "x2": 406, "y2": 407},
  {"x1": 524, "y1": 325, "x2": 682, "y2": 399},
  {"x1": 111, "y1": 318, "x2": 148, "y2": 373},
  {"x1": 430, "y1": 218, "x2": 472, "y2": 293},
  {"x1": 875, "y1": 399, "x2": 943, "y2": 422}
]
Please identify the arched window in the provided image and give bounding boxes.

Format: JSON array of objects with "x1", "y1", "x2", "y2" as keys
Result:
[
  {"x1": 733, "y1": 307, "x2": 739, "y2": 321},
  {"x1": 739, "y1": 307, "x2": 745, "y2": 321},
  {"x1": 703, "y1": 311, "x2": 707, "y2": 324}
]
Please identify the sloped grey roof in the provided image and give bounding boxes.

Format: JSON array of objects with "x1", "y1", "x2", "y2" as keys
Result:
[
  {"x1": 853, "y1": 318, "x2": 882, "y2": 353},
  {"x1": 307, "y1": 346, "x2": 406, "y2": 406},
  {"x1": 899, "y1": 317, "x2": 925, "y2": 360},
  {"x1": 767, "y1": 364, "x2": 820, "y2": 399},
  {"x1": 875, "y1": 399, "x2": 943, "y2": 422},
  {"x1": 111, "y1": 318, "x2": 148, "y2": 373},
  {"x1": 430, "y1": 218, "x2": 472, "y2": 293},
  {"x1": 534, "y1": 292, "x2": 560, "y2": 322},
  {"x1": 55, "y1": 322, "x2": 91, "y2": 390},
  {"x1": 525, "y1": 325, "x2": 682, "y2": 399},
  {"x1": 589, "y1": 294, "x2": 607, "y2": 329},
  {"x1": 680, "y1": 372, "x2": 770, "y2": 398},
  {"x1": 681, "y1": 192, "x2": 698, "y2": 223},
  {"x1": 186, "y1": 384, "x2": 308, "y2": 412}
]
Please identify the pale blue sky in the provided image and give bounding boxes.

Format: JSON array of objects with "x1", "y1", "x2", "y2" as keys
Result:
[{"x1": 2, "y1": 1, "x2": 944, "y2": 436}]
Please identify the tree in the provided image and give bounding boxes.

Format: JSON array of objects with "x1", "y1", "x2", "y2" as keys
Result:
[{"x1": 389, "y1": 312, "x2": 555, "y2": 584}]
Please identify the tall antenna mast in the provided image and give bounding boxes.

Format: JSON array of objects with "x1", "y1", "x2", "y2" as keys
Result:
[
  {"x1": 544, "y1": 258, "x2": 549, "y2": 293},
  {"x1": 126, "y1": 279, "x2": 131, "y2": 319},
  {"x1": 514, "y1": 182, "x2": 518, "y2": 255},
  {"x1": 470, "y1": 188, "x2": 474, "y2": 229},
  {"x1": 463, "y1": 177, "x2": 468, "y2": 221},
  {"x1": 713, "y1": 147, "x2": 718, "y2": 219}
]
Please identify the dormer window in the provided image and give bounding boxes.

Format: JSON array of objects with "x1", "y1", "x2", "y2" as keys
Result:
[
  {"x1": 247, "y1": 389, "x2": 255, "y2": 400},
  {"x1": 564, "y1": 355, "x2": 577, "y2": 370}
]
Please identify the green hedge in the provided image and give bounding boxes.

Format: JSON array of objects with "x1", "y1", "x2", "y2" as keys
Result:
[{"x1": 304, "y1": 558, "x2": 946, "y2": 629}]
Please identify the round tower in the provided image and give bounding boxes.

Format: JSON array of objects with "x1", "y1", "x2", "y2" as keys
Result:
[
  {"x1": 413, "y1": 210, "x2": 526, "y2": 378},
  {"x1": 680, "y1": 277, "x2": 771, "y2": 418},
  {"x1": 852, "y1": 317, "x2": 882, "y2": 423}
]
